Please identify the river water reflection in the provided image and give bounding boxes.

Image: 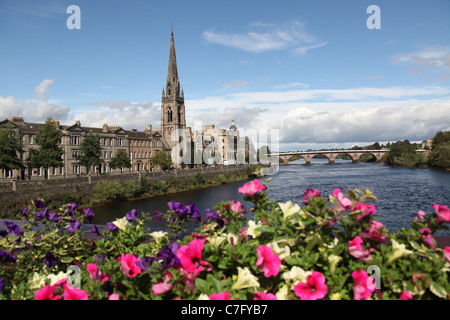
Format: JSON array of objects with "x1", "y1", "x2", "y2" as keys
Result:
[{"x1": 92, "y1": 159, "x2": 450, "y2": 235}]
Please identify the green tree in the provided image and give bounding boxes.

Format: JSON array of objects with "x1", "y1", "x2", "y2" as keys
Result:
[
  {"x1": 0, "y1": 127, "x2": 24, "y2": 178},
  {"x1": 77, "y1": 132, "x2": 103, "y2": 175},
  {"x1": 386, "y1": 141, "x2": 425, "y2": 167},
  {"x1": 431, "y1": 131, "x2": 450, "y2": 149},
  {"x1": 150, "y1": 150, "x2": 172, "y2": 171},
  {"x1": 27, "y1": 118, "x2": 64, "y2": 179},
  {"x1": 109, "y1": 149, "x2": 131, "y2": 174},
  {"x1": 428, "y1": 131, "x2": 450, "y2": 169}
]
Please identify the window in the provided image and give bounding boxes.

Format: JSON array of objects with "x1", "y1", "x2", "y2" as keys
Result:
[
  {"x1": 70, "y1": 136, "x2": 80, "y2": 145},
  {"x1": 119, "y1": 138, "x2": 123, "y2": 146},
  {"x1": 73, "y1": 165, "x2": 80, "y2": 175},
  {"x1": 104, "y1": 151, "x2": 108, "y2": 159}
]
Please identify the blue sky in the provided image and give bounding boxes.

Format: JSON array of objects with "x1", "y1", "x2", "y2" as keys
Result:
[{"x1": 1, "y1": 0, "x2": 449, "y2": 151}]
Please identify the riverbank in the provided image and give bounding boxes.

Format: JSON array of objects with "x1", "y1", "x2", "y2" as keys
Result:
[{"x1": 0, "y1": 164, "x2": 258, "y2": 220}]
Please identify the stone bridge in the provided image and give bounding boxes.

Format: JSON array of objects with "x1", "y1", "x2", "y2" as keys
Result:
[{"x1": 275, "y1": 149, "x2": 390, "y2": 165}]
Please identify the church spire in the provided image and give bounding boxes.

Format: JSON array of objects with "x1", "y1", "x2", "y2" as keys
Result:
[{"x1": 166, "y1": 27, "x2": 180, "y2": 99}]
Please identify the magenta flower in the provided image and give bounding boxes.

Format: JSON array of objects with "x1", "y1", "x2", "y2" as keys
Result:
[
  {"x1": 399, "y1": 290, "x2": 413, "y2": 300},
  {"x1": 348, "y1": 236, "x2": 372, "y2": 261},
  {"x1": 238, "y1": 179, "x2": 266, "y2": 198},
  {"x1": 86, "y1": 263, "x2": 109, "y2": 282},
  {"x1": 230, "y1": 200, "x2": 246, "y2": 216},
  {"x1": 414, "y1": 210, "x2": 426, "y2": 222},
  {"x1": 118, "y1": 253, "x2": 141, "y2": 278},
  {"x1": 433, "y1": 203, "x2": 450, "y2": 224},
  {"x1": 444, "y1": 247, "x2": 450, "y2": 263},
  {"x1": 351, "y1": 203, "x2": 376, "y2": 221},
  {"x1": 176, "y1": 239, "x2": 209, "y2": 273},
  {"x1": 181, "y1": 265, "x2": 203, "y2": 292},
  {"x1": 108, "y1": 293, "x2": 120, "y2": 300},
  {"x1": 302, "y1": 188, "x2": 322, "y2": 205},
  {"x1": 351, "y1": 269, "x2": 375, "y2": 300},
  {"x1": 152, "y1": 272, "x2": 174, "y2": 295},
  {"x1": 294, "y1": 271, "x2": 327, "y2": 300},
  {"x1": 209, "y1": 291, "x2": 236, "y2": 300},
  {"x1": 332, "y1": 188, "x2": 352, "y2": 211},
  {"x1": 253, "y1": 292, "x2": 277, "y2": 300},
  {"x1": 361, "y1": 220, "x2": 386, "y2": 242},
  {"x1": 63, "y1": 285, "x2": 88, "y2": 300},
  {"x1": 35, "y1": 285, "x2": 61, "y2": 300},
  {"x1": 420, "y1": 228, "x2": 435, "y2": 249},
  {"x1": 256, "y1": 245, "x2": 281, "y2": 277}
]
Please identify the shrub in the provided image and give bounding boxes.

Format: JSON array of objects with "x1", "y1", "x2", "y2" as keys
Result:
[{"x1": 91, "y1": 181, "x2": 124, "y2": 203}]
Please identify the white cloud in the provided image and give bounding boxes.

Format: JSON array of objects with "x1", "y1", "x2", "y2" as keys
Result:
[
  {"x1": 0, "y1": 79, "x2": 70, "y2": 122},
  {"x1": 185, "y1": 85, "x2": 450, "y2": 150},
  {"x1": 202, "y1": 20, "x2": 326, "y2": 55},
  {"x1": 391, "y1": 46, "x2": 450, "y2": 81},
  {"x1": 76, "y1": 100, "x2": 160, "y2": 130}
]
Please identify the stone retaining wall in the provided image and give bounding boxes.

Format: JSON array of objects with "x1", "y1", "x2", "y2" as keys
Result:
[{"x1": 0, "y1": 165, "x2": 249, "y2": 205}]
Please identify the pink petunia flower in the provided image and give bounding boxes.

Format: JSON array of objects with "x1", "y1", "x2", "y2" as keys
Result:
[
  {"x1": 444, "y1": 247, "x2": 450, "y2": 263},
  {"x1": 176, "y1": 239, "x2": 209, "y2": 273},
  {"x1": 361, "y1": 220, "x2": 386, "y2": 242},
  {"x1": 209, "y1": 291, "x2": 236, "y2": 300},
  {"x1": 152, "y1": 272, "x2": 174, "y2": 295},
  {"x1": 108, "y1": 293, "x2": 120, "y2": 300},
  {"x1": 414, "y1": 211, "x2": 426, "y2": 222},
  {"x1": 332, "y1": 188, "x2": 353, "y2": 211},
  {"x1": 238, "y1": 179, "x2": 266, "y2": 198},
  {"x1": 352, "y1": 203, "x2": 376, "y2": 222},
  {"x1": 118, "y1": 253, "x2": 141, "y2": 278},
  {"x1": 256, "y1": 245, "x2": 281, "y2": 277},
  {"x1": 433, "y1": 203, "x2": 450, "y2": 224},
  {"x1": 230, "y1": 200, "x2": 246, "y2": 216},
  {"x1": 302, "y1": 188, "x2": 322, "y2": 205},
  {"x1": 420, "y1": 228, "x2": 435, "y2": 249},
  {"x1": 351, "y1": 269, "x2": 375, "y2": 300},
  {"x1": 399, "y1": 290, "x2": 413, "y2": 300},
  {"x1": 181, "y1": 265, "x2": 204, "y2": 292},
  {"x1": 348, "y1": 236, "x2": 372, "y2": 261},
  {"x1": 294, "y1": 271, "x2": 327, "y2": 300},
  {"x1": 254, "y1": 291, "x2": 277, "y2": 300},
  {"x1": 35, "y1": 285, "x2": 61, "y2": 300},
  {"x1": 86, "y1": 263, "x2": 110, "y2": 282},
  {"x1": 63, "y1": 285, "x2": 89, "y2": 300}
]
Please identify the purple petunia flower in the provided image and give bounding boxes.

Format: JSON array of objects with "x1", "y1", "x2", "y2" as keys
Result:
[
  {"x1": 107, "y1": 222, "x2": 118, "y2": 232},
  {"x1": 3, "y1": 221, "x2": 21, "y2": 238},
  {"x1": 91, "y1": 225, "x2": 101, "y2": 236},
  {"x1": 136, "y1": 256, "x2": 155, "y2": 273},
  {"x1": 83, "y1": 208, "x2": 95, "y2": 223},
  {"x1": 0, "y1": 277, "x2": 5, "y2": 291},
  {"x1": 34, "y1": 200, "x2": 45, "y2": 208},
  {"x1": 43, "y1": 252, "x2": 56, "y2": 267},
  {"x1": 126, "y1": 209, "x2": 137, "y2": 221},
  {"x1": 204, "y1": 209, "x2": 225, "y2": 228},
  {"x1": 167, "y1": 200, "x2": 189, "y2": 218},
  {"x1": 19, "y1": 206, "x2": 29, "y2": 218},
  {"x1": 67, "y1": 203, "x2": 79, "y2": 216},
  {"x1": 187, "y1": 202, "x2": 202, "y2": 221},
  {"x1": 0, "y1": 251, "x2": 16, "y2": 263},
  {"x1": 67, "y1": 221, "x2": 81, "y2": 233},
  {"x1": 156, "y1": 242, "x2": 181, "y2": 270},
  {"x1": 48, "y1": 211, "x2": 61, "y2": 222}
]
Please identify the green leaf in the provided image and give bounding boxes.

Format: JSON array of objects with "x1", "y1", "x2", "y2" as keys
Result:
[
  {"x1": 430, "y1": 282, "x2": 448, "y2": 299},
  {"x1": 60, "y1": 256, "x2": 73, "y2": 263},
  {"x1": 255, "y1": 225, "x2": 275, "y2": 234}
]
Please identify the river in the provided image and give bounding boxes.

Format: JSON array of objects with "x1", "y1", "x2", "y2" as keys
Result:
[{"x1": 91, "y1": 158, "x2": 450, "y2": 236}]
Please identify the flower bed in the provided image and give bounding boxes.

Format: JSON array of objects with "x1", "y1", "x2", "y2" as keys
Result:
[{"x1": 0, "y1": 179, "x2": 449, "y2": 300}]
